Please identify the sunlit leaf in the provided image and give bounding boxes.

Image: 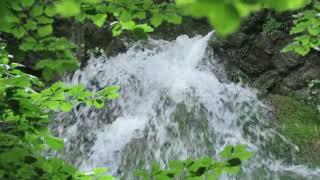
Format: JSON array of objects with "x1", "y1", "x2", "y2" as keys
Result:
[
  {"x1": 44, "y1": 135, "x2": 64, "y2": 151},
  {"x1": 37, "y1": 25, "x2": 53, "y2": 37}
]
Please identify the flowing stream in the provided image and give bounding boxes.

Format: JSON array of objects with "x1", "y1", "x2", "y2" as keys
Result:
[{"x1": 54, "y1": 33, "x2": 320, "y2": 179}]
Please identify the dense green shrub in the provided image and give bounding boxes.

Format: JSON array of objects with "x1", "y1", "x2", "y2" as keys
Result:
[
  {"x1": 0, "y1": 41, "x2": 119, "y2": 179},
  {"x1": 177, "y1": 0, "x2": 309, "y2": 36},
  {"x1": 0, "y1": 0, "x2": 182, "y2": 80},
  {"x1": 283, "y1": 0, "x2": 320, "y2": 56},
  {"x1": 135, "y1": 145, "x2": 253, "y2": 180},
  {"x1": 262, "y1": 18, "x2": 284, "y2": 36}
]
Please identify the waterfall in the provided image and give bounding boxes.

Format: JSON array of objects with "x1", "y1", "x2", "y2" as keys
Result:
[{"x1": 54, "y1": 32, "x2": 320, "y2": 179}]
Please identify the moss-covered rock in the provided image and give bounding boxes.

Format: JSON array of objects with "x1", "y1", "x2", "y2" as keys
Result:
[{"x1": 271, "y1": 95, "x2": 320, "y2": 166}]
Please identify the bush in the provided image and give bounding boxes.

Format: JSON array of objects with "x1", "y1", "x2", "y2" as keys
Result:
[{"x1": 262, "y1": 18, "x2": 284, "y2": 36}]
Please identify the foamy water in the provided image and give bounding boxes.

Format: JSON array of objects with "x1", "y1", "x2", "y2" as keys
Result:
[{"x1": 54, "y1": 33, "x2": 320, "y2": 179}]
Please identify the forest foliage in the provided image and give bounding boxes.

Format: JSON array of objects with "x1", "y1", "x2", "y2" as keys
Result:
[
  {"x1": 0, "y1": 0, "x2": 316, "y2": 179},
  {"x1": 135, "y1": 145, "x2": 253, "y2": 180},
  {"x1": 283, "y1": 0, "x2": 320, "y2": 55}
]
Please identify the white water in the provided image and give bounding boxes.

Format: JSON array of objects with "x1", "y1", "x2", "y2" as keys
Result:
[{"x1": 54, "y1": 33, "x2": 320, "y2": 179}]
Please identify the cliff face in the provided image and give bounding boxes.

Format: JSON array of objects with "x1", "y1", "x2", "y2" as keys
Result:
[{"x1": 211, "y1": 12, "x2": 320, "y2": 99}]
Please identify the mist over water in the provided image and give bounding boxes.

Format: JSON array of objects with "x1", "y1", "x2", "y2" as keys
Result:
[{"x1": 54, "y1": 33, "x2": 320, "y2": 179}]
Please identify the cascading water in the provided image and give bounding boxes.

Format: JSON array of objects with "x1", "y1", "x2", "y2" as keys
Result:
[{"x1": 54, "y1": 32, "x2": 320, "y2": 179}]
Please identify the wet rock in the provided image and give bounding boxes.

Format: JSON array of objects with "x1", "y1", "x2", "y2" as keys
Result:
[
  {"x1": 280, "y1": 62, "x2": 320, "y2": 92},
  {"x1": 254, "y1": 34, "x2": 274, "y2": 54},
  {"x1": 271, "y1": 52, "x2": 303, "y2": 73},
  {"x1": 211, "y1": 11, "x2": 320, "y2": 97},
  {"x1": 104, "y1": 38, "x2": 129, "y2": 57},
  {"x1": 223, "y1": 32, "x2": 247, "y2": 48},
  {"x1": 240, "y1": 52, "x2": 274, "y2": 75},
  {"x1": 294, "y1": 88, "x2": 310, "y2": 100},
  {"x1": 302, "y1": 66, "x2": 320, "y2": 81},
  {"x1": 253, "y1": 70, "x2": 281, "y2": 95}
]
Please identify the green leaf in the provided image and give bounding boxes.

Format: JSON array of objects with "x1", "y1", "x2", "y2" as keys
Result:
[
  {"x1": 163, "y1": 13, "x2": 182, "y2": 24},
  {"x1": 10, "y1": 1, "x2": 22, "y2": 11},
  {"x1": 121, "y1": 20, "x2": 136, "y2": 30},
  {"x1": 290, "y1": 22, "x2": 308, "y2": 34},
  {"x1": 0, "y1": 147, "x2": 28, "y2": 163},
  {"x1": 8, "y1": 76, "x2": 31, "y2": 88},
  {"x1": 25, "y1": 20, "x2": 37, "y2": 30},
  {"x1": 295, "y1": 35, "x2": 310, "y2": 45},
  {"x1": 135, "y1": 12, "x2": 146, "y2": 19},
  {"x1": 93, "y1": 167, "x2": 108, "y2": 175},
  {"x1": 135, "y1": 24, "x2": 154, "y2": 33},
  {"x1": 169, "y1": 160, "x2": 184, "y2": 170},
  {"x1": 223, "y1": 166, "x2": 240, "y2": 174},
  {"x1": 93, "y1": 99, "x2": 104, "y2": 109},
  {"x1": 42, "y1": 69, "x2": 54, "y2": 80},
  {"x1": 119, "y1": 11, "x2": 132, "y2": 22},
  {"x1": 176, "y1": 0, "x2": 309, "y2": 36},
  {"x1": 133, "y1": 27, "x2": 148, "y2": 39},
  {"x1": 112, "y1": 24, "x2": 123, "y2": 36},
  {"x1": 30, "y1": 5, "x2": 44, "y2": 17},
  {"x1": 206, "y1": 172, "x2": 219, "y2": 180},
  {"x1": 55, "y1": 0, "x2": 80, "y2": 17},
  {"x1": 295, "y1": 45, "x2": 310, "y2": 56},
  {"x1": 151, "y1": 13, "x2": 163, "y2": 27},
  {"x1": 45, "y1": 5, "x2": 56, "y2": 17},
  {"x1": 282, "y1": 43, "x2": 297, "y2": 53},
  {"x1": 232, "y1": 145, "x2": 253, "y2": 160},
  {"x1": 91, "y1": 14, "x2": 107, "y2": 27},
  {"x1": 98, "y1": 176, "x2": 114, "y2": 180},
  {"x1": 37, "y1": 16, "x2": 54, "y2": 24},
  {"x1": 85, "y1": 100, "x2": 93, "y2": 106},
  {"x1": 60, "y1": 102, "x2": 73, "y2": 112},
  {"x1": 134, "y1": 170, "x2": 149, "y2": 178},
  {"x1": 37, "y1": 25, "x2": 53, "y2": 37},
  {"x1": 44, "y1": 135, "x2": 64, "y2": 150},
  {"x1": 227, "y1": 158, "x2": 242, "y2": 167},
  {"x1": 82, "y1": 0, "x2": 102, "y2": 3},
  {"x1": 308, "y1": 26, "x2": 320, "y2": 36},
  {"x1": 310, "y1": 38, "x2": 320, "y2": 48},
  {"x1": 47, "y1": 101, "x2": 60, "y2": 110},
  {"x1": 220, "y1": 145, "x2": 234, "y2": 159},
  {"x1": 208, "y1": 4, "x2": 241, "y2": 36},
  {"x1": 12, "y1": 26, "x2": 27, "y2": 39},
  {"x1": 21, "y1": 0, "x2": 34, "y2": 7},
  {"x1": 266, "y1": 0, "x2": 309, "y2": 11}
]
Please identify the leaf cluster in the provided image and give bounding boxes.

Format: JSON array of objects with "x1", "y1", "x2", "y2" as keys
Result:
[
  {"x1": 0, "y1": 42, "x2": 118, "y2": 179},
  {"x1": 283, "y1": 1, "x2": 320, "y2": 56},
  {"x1": 0, "y1": 0, "x2": 182, "y2": 80},
  {"x1": 135, "y1": 145, "x2": 253, "y2": 180},
  {"x1": 176, "y1": 0, "x2": 310, "y2": 36}
]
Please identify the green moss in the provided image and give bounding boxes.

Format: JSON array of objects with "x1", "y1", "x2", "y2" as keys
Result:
[{"x1": 272, "y1": 95, "x2": 320, "y2": 166}]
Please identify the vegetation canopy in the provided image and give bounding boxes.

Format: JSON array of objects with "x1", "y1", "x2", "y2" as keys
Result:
[{"x1": 0, "y1": 0, "x2": 318, "y2": 179}]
